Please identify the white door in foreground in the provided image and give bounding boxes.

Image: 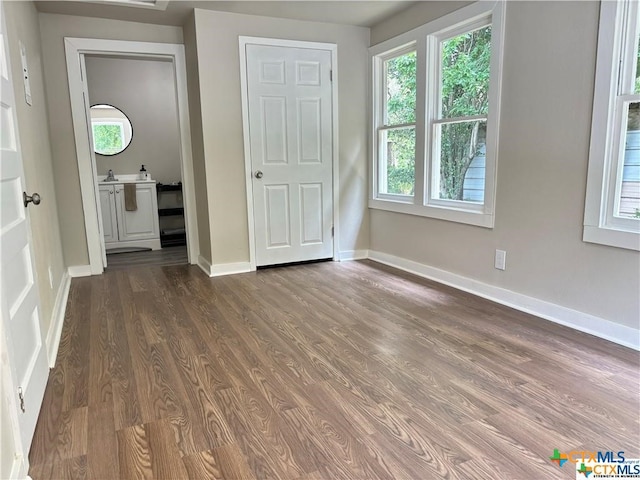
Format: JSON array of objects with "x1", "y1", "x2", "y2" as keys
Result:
[
  {"x1": 246, "y1": 44, "x2": 334, "y2": 267},
  {"x1": 0, "y1": 3, "x2": 49, "y2": 470}
]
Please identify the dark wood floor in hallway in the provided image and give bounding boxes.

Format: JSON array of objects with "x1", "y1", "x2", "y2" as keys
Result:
[{"x1": 28, "y1": 260, "x2": 639, "y2": 479}]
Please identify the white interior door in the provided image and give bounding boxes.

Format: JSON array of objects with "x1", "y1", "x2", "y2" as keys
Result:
[
  {"x1": 246, "y1": 44, "x2": 333, "y2": 267},
  {"x1": 0, "y1": 3, "x2": 49, "y2": 463}
]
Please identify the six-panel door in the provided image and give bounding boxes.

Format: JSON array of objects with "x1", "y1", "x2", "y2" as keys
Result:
[{"x1": 246, "y1": 44, "x2": 334, "y2": 267}]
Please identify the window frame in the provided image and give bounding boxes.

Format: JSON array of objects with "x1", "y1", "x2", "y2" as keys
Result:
[
  {"x1": 374, "y1": 43, "x2": 418, "y2": 201},
  {"x1": 584, "y1": 0, "x2": 640, "y2": 251},
  {"x1": 369, "y1": 1, "x2": 505, "y2": 228}
]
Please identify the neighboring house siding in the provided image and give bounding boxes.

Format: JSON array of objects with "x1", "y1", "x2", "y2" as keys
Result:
[
  {"x1": 462, "y1": 144, "x2": 485, "y2": 203},
  {"x1": 461, "y1": 134, "x2": 640, "y2": 215},
  {"x1": 621, "y1": 130, "x2": 640, "y2": 217}
]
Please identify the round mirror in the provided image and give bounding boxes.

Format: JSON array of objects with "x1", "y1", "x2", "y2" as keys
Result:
[{"x1": 90, "y1": 104, "x2": 133, "y2": 156}]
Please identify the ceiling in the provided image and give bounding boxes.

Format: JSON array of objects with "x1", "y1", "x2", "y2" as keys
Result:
[{"x1": 34, "y1": 1, "x2": 419, "y2": 28}]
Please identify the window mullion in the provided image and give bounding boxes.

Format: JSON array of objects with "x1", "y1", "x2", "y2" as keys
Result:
[
  {"x1": 424, "y1": 33, "x2": 439, "y2": 206},
  {"x1": 379, "y1": 122, "x2": 417, "y2": 131},
  {"x1": 413, "y1": 36, "x2": 428, "y2": 206},
  {"x1": 433, "y1": 114, "x2": 488, "y2": 125}
]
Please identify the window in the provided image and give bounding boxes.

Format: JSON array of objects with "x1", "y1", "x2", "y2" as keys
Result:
[
  {"x1": 431, "y1": 24, "x2": 490, "y2": 205},
  {"x1": 370, "y1": 2, "x2": 505, "y2": 227},
  {"x1": 92, "y1": 121, "x2": 126, "y2": 155},
  {"x1": 378, "y1": 48, "x2": 417, "y2": 197},
  {"x1": 584, "y1": 0, "x2": 640, "y2": 251}
]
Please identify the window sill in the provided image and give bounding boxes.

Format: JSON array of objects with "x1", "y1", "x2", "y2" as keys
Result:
[
  {"x1": 583, "y1": 225, "x2": 640, "y2": 251},
  {"x1": 369, "y1": 198, "x2": 494, "y2": 228}
]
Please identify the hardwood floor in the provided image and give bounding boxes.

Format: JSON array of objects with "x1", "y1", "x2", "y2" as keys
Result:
[
  {"x1": 105, "y1": 245, "x2": 188, "y2": 270},
  {"x1": 29, "y1": 260, "x2": 639, "y2": 479}
]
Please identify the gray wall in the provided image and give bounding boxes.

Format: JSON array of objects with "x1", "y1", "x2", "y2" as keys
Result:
[
  {"x1": 369, "y1": 1, "x2": 640, "y2": 330},
  {"x1": 38, "y1": 13, "x2": 183, "y2": 267},
  {"x1": 85, "y1": 56, "x2": 182, "y2": 184},
  {"x1": 191, "y1": 9, "x2": 370, "y2": 265},
  {"x1": 183, "y1": 13, "x2": 212, "y2": 262},
  {"x1": 370, "y1": 1, "x2": 473, "y2": 44}
]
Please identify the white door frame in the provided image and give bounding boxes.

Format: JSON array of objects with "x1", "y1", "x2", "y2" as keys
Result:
[
  {"x1": 64, "y1": 38, "x2": 199, "y2": 274},
  {"x1": 239, "y1": 36, "x2": 340, "y2": 271}
]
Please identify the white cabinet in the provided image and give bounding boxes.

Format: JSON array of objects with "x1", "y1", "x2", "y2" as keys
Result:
[
  {"x1": 115, "y1": 183, "x2": 159, "y2": 242},
  {"x1": 99, "y1": 185, "x2": 118, "y2": 243},
  {"x1": 99, "y1": 182, "x2": 160, "y2": 251}
]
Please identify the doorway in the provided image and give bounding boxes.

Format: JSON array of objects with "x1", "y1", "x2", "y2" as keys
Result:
[
  {"x1": 84, "y1": 54, "x2": 188, "y2": 270},
  {"x1": 64, "y1": 38, "x2": 199, "y2": 275},
  {"x1": 240, "y1": 38, "x2": 339, "y2": 268}
]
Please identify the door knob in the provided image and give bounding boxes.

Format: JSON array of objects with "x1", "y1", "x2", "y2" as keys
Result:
[
  {"x1": 23, "y1": 192, "x2": 41, "y2": 207},
  {"x1": 255, "y1": 170, "x2": 264, "y2": 179}
]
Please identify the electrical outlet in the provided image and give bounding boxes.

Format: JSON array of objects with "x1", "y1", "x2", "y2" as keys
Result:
[
  {"x1": 495, "y1": 250, "x2": 506, "y2": 271},
  {"x1": 48, "y1": 266, "x2": 53, "y2": 289}
]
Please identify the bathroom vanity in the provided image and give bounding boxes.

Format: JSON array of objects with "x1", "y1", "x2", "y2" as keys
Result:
[{"x1": 98, "y1": 174, "x2": 160, "y2": 251}]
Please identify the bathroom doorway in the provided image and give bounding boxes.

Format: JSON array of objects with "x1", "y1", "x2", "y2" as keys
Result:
[
  {"x1": 64, "y1": 38, "x2": 198, "y2": 274},
  {"x1": 85, "y1": 54, "x2": 187, "y2": 270}
]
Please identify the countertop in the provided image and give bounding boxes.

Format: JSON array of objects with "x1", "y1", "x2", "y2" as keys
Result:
[{"x1": 98, "y1": 174, "x2": 156, "y2": 185}]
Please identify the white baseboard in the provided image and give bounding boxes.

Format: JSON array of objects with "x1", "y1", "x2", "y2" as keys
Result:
[
  {"x1": 197, "y1": 256, "x2": 251, "y2": 277},
  {"x1": 210, "y1": 261, "x2": 251, "y2": 277},
  {"x1": 68, "y1": 265, "x2": 92, "y2": 277},
  {"x1": 367, "y1": 250, "x2": 640, "y2": 351},
  {"x1": 338, "y1": 249, "x2": 370, "y2": 261},
  {"x1": 46, "y1": 271, "x2": 71, "y2": 367},
  {"x1": 197, "y1": 255, "x2": 213, "y2": 276}
]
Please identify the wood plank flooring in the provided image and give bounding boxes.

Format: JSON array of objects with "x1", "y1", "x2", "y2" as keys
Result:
[
  {"x1": 106, "y1": 245, "x2": 188, "y2": 270},
  {"x1": 29, "y1": 260, "x2": 639, "y2": 479}
]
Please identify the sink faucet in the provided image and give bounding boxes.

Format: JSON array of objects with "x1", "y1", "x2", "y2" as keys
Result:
[{"x1": 104, "y1": 169, "x2": 117, "y2": 181}]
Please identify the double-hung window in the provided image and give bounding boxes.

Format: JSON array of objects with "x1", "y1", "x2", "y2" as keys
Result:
[
  {"x1": 430, "y1": 22, "x2": 492, "y2": 207},
  {"x1": 370, "y1": 2, "x2": 505, "y2": 228},
  {"x1": 584, "y1": 0, "x2": 640, "y2": 251},
  {"x1": 377, "y1": 47, "x2": 417, "y2": 198}
]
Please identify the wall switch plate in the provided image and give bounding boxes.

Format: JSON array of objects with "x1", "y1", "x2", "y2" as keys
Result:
[
  {"x1": 19, "y1": 41, "x2": 32, "y2": 106},
  {"x1": 495, "y1": 249, "x2": 506, "y2": 270}
]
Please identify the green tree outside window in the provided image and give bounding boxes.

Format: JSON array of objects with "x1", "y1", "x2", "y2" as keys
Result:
[
  {"x1": 383, "y1": 26, "x2": 491, "y2": 199},
  {"x1": 438, "y1": 26, "x2": 491, "y2": 201},
  {"x1": 385, "y1": 52, "x2": 417, "y2": 195},
  {"x1": 93, "y1": 123, "x2": 124, "y2": 156}
]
